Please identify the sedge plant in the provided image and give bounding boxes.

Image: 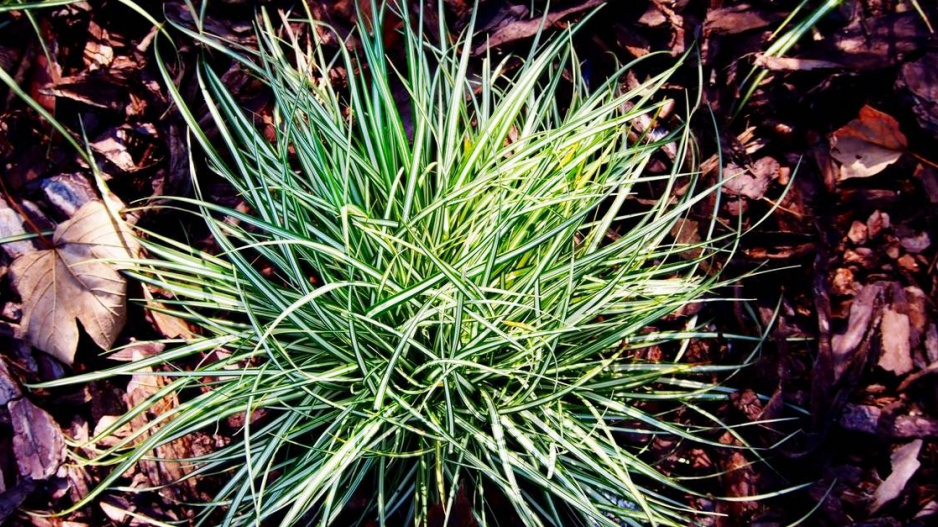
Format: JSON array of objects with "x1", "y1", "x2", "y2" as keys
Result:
[{"x1": 38, "y1": 2, "x2": 788, "y2": 526}]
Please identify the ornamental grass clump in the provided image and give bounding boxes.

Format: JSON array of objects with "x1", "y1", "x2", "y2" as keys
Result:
[{"x1": 51, "y1": 3, "x2": 769, "y2": 526}]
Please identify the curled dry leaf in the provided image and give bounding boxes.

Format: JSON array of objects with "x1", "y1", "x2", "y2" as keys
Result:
[
  {"x1": 8, "y1": 200, "x2": 139, "y2": 365},
  {"x1": 830, "y1": 105, "x2": 908, "y2": 181}
]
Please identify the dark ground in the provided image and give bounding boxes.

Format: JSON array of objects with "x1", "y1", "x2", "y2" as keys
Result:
[{"x1": 1, "y1": 1, "x2": 937, "y2": 526}]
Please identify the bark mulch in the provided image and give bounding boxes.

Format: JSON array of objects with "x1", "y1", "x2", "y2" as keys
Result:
[{"x1": 1, "y1": 1, "x2": 936, "y2": 525}]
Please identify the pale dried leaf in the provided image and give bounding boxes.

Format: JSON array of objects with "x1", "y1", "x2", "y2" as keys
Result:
[
  {"x1": 755, "y1": 55, "x2": 842, "y2": 71},
  {"x1": 9, "y1": 201, "x2": 139, "y2": 365},
  {"x1": 871, "y1": 439, "x2": 922, "y2": 513},
  {"x1": 879, "y1": 308, "x2": 913, "y2": 375},
  {"x1": 830, "y1": 105, "x2": 908, "y2": 180},
  {"x1": 723, "y1": 157, "x2": 779, "y2": 200}
]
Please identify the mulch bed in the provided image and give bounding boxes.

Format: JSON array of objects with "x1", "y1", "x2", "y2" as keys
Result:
[{"x1": 1, "y1": 1, "x2": 936, "y2": 525}]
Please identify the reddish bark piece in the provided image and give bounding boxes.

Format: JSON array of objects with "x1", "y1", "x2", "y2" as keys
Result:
[
  {"x1": 0, "y1": 195, "x2": 40, "y2": 260},
  {"x1": 847, "y1": 221, "x2": 868, "y2": 245},
  {"x1": 830, "y1": 106, "x2": 908, "y2": 181},
  {"x1": 832, "y1": 283, "x2": 885, "y2": 382},
  {"x1": 900, "y1": 232, "x2": 931, "y2": 254},
  {"x1": 10, "y1": 398, "x2": 66, "y2": 481},
  {"x1": 896, "y1": 53, "x2": 938, "y2": 135},
  {"x1": 0, "y1": 358, "x2": 21, "y2": 405},
  {"x1": 867, "y1": 210, "x2": 891, "y2": 239}
]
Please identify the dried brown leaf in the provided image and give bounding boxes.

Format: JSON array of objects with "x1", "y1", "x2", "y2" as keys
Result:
[
  {"x1": 141, "y1": 286, "x2": 194, "y2": 340},
  {"x1": 704, "y1": 4, "x2": 783, "y2": 35},
  {"x1": 830, "y1": 106, "x2": 908, "y2": 181},
  {"x1": 722, "y1": 157, "x2": 779, "y2": 200},
  {"x1": 9, "y1": 200, "x2": 138, "y2": 364},
  {"x1": 473, "y1": 0, "x2": 603, "y2": 54}
]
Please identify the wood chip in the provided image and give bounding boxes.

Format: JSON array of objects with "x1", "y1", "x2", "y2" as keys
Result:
[
  {"x1": 10, "y1": 398, "x2": 66, "y2": 481},
  {"x1": 871, "y1": 440, "x2": 922, "y2": 513},
  {"x1": 879, "y1": 308, "x2": 913, "y2": 376}
]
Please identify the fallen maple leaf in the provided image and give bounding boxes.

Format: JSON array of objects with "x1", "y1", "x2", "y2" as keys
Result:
[
  {"x1": 830, "y1": 105, "x2": 908, "y2": 180},
  {"x1": 9, "y1": 200, "x2": 138, "y2": 365}
]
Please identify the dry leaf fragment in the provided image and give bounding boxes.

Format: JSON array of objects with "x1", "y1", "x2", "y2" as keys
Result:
[
  {"x1": 10, "y1": 398, "x2": 66, "y2": 480},
  {"x1": 704, "y1": 4, "x2": 783, "y2": 35},
  {"x1": 141, "y1": 286, "x2": 194, "y2": 340},
  {"x1": 871, "y1": 439, "x2": 922, "y2": 513},
  {"x1": 830, "y1": 105, "x2": 908, "y2": 181},
  {"x1": 670, "y1": 218, "x2": 702, "y2": 258},
  {"x1": 8, "y1": 201, "x2": 138, "y2": 365},
  {"x1": 723, "y1": 157, "x2": 780, "y2": 200},
  {"x1": 754, "y1": 55, "x2": 842, "y2": 71},
  {"x1": 122, "y1": 350, "x2": 199, "y2": 495},
  {"x1": 879, "y1": 308, "x2": 913, "y2": 376},
  {"x1": 473, "y1": 0, "x2": 604, "y2": 54},
  {"x1": 831, "y1": 282, "x2": 886, "y2": 382},
  {"x1": 91, "y1": 129, "x2": 137, "y2": 173}
]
